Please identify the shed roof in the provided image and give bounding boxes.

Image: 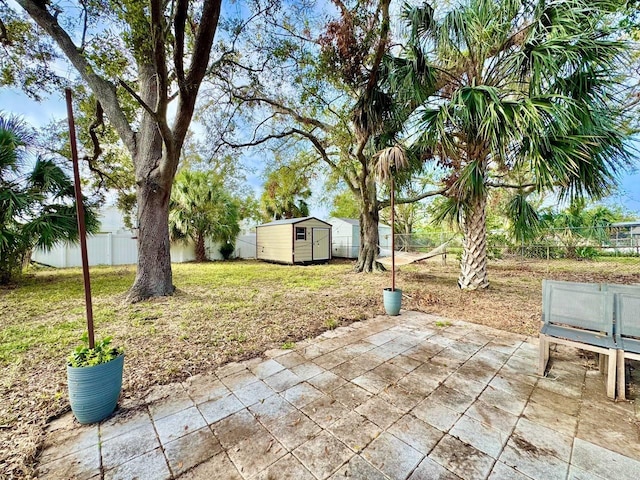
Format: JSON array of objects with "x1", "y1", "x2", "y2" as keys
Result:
[
  {"x1": 258, "y1": 216, "x2": 331, "y2": 227},
  {"x1": 331, "y1": 217, "x2": 359, "y2": 226},
  {"x1": 328, "y1": 217, "x2": 391, "y2": 229}
]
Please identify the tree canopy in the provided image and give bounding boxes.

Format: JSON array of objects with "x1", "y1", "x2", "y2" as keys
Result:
[
  {"x1": 208, "y1": 0, "x2": 440, "y2": 272},
  {"x1": 260, "y1": 164, "x2": 312, "y2": 221}
]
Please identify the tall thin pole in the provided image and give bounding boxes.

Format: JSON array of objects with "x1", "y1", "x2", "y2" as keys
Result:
[
  {"x1": 65, "y1": 88, "x2": 95, "y2": 349},
  {"x1": 391, "y1": 176, "x2": 395, "y2": 292}
]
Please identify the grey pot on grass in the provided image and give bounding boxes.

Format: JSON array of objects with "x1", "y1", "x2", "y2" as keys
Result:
[
  {"x1": 67, "y1": 354, "x2": 124, "y2": 424},
  {"x1": 383, "y1": 288, "x2": 402, "y2": 316}
]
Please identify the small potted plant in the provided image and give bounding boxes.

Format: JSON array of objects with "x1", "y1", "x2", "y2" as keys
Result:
[
  {"x1": 67, "y1": 336, "x2": 125, "y2": 424},
  {"x1": 375, "y1": 145, "x2": 409, "y2": 316}
]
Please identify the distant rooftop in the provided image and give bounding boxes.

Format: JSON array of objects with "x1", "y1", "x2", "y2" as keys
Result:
[
  {"x1": 329, "y1": 217, "x2": 391, "y2": 229},
  {"x1": 331, "y1": 217, "x2": 359, "y2": 225},
  {"x1": 611, "y1": 221, "x2": 640, "y2": 227}
]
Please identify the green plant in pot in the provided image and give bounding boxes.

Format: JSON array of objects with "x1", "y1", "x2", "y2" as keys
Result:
[
  {"x1": 67, "y1": 336, "x2": 125, "y2": 424},
  {"x1": 376, "y1": 145, "x2": 409, "y2": 316}
]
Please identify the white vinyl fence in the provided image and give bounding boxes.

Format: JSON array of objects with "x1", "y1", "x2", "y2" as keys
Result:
[
  {"x1": 235, "y1": 234, "x2": 257, "y2": 259},
  {"x1": 32, "y1": 233, "x2": 138, "y2": 268},
  {"x1": 32, "y1": 232, "x2": 258, "y2": 268}
]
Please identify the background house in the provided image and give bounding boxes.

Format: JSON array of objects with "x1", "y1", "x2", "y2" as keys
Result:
[
  {"x1": 256, "y1": 217, "x2": 331, "y2": 264},
  {"x1": 609, "y1": 221, "x2": 640, "y2": 254},
  {"x1": 329, "y1": 217, "x2": 392, "y2": 259}
]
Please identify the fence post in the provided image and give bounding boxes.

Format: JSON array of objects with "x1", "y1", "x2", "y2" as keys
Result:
[{"x1": 107, "y1": 232, "x2": 113, "y2": 265}]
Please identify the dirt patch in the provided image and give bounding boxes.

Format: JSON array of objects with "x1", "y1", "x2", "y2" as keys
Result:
[{"x1": 511, "y1": 434, "x2": 559, "y2": 459}]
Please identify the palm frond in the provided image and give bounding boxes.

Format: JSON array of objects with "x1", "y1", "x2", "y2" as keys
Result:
[
  {"x1": 505, "y1": 192, "x2": 542, "y2": 242},
  {"x1": 430, "y1": 196, "x2": 463, "y2": 229},
  {"x1": 374, "y1": 145, "x2": 410, "y2": 182},
  {"x1": 0, "y1": 113, "x2": 33, "y2": 175},
  {"x1": 29, "y1": 157, "x2": 75, "y2": 198}
]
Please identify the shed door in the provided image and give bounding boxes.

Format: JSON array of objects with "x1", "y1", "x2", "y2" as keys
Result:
[{"x1": 312, "y1": 228, "x2": 330, "y2": 261}]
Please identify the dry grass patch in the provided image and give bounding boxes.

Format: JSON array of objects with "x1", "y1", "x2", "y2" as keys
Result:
[{"x1": 1, "y1": 257, "x2": 638, "y2": 477}]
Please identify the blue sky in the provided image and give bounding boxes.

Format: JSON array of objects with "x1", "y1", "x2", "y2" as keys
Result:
[{"x1": 2, "y1": 79, "x2": 639, "y2": 219}]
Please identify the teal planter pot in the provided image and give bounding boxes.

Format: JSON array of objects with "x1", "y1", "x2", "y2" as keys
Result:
[
  {"x1": 67, "y1": 354, "x2": 124, "y2": 424},
  {"x1": 383, "y1": 288, "x2": 402, "y2": 316}
]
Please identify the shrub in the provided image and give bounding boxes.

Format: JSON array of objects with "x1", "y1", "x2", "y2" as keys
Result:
[{"x1": 219, "y1": 243, "x2": 235, "y2": 260}]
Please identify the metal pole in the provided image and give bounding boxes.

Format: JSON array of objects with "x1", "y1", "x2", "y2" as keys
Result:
[
  {"x1": 65, "y1": 88, "x2": 95, "y2": 349},
  {"x1": 391, "y1": 176, "x2": 395, "y2": 292}
]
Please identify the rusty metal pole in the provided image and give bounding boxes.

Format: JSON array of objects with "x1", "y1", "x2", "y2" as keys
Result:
[
  {"x1": 391, "y1": 175, "x2": 395, "y2": 292},
  {"x1": 65, "y1": 88, "x2": 95, "y2": 349}
]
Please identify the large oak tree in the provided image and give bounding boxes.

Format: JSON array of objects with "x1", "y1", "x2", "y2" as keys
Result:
[{"x1": 9, "y1": 0, "x2": 222, "y2": 301}]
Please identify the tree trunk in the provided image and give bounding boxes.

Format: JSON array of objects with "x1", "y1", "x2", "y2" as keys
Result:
[
  {"x1": 127, "y1": 65, "x2": 176, "y2": 302},
  {"x1": 354, "y1": 175, "x2": 385, "y2": 273},
  {"x1": 195, "y1": 233, "x2": 206, "y2": 262},
  {"x1": 127, "y1": 175, "x2": 174, "y2": 302},
  {"x1": 458, "y1": 193, "x2": 490, "y2": 290}
]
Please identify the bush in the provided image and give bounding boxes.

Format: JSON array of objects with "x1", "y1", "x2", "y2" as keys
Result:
[
  {"x1": 575, "y1": 246, "x2": 599, "y2": 259},
  {"x1": 219, "y1": 243, "x2": 235, "y2": 260}
]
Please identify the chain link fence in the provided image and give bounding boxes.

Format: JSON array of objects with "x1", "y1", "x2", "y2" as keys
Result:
[{"x1": 394, "y1": 225, "x2": 640, "y2": 276}]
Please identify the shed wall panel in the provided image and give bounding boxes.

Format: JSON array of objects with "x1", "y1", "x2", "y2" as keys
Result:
[
  {"x1": 257, "y1": 224, "x2": 293, "y2": 263},
  {"x1": 293, "y1": 219, "x2": 330, "y2": 262}
]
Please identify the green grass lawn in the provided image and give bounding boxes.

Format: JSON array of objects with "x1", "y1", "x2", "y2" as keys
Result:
[{"x1": 1, "y1": 257, "x2": 638, "y2": 477}]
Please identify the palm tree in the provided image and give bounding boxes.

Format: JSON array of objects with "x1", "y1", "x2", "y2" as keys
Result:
[
  {"x1": 169, "y1": 170, "x2": 242, "y2": 262},
  {"x1": 391, "y1": 0, "x2": 631, "y2": 289},
  {"x1": 0, "y1": 113, "x2": 99, "y2": 283}
]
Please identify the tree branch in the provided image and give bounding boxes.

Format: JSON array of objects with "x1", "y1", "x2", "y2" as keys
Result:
[
  {"x1": 79, "y1": 0, "x2": 89, "y2": 50},
  {"x1": 150, "y1": 0, "x2": 173, "y2": 158},
  {"x1": 173, "y1": 0, "x2": 188, "y2": 93},
  {"x1": 16, "y1": 0, "x2": 137, "y2": 155},
  {"x1": 222, "y1": 129, "x2": 300, "y2": 148},
  {"x1": 486, "y1": 182, "x2": 536, "y2": 190},
  {"x1": 365, "y1": 0, "x2": 391, "y2": 94},
  {"x1": 379, "y1": 186, "x2": 448, "y2": 209},
  {"x1": 0, "y1": 17, "x2": 8, "y2": 45},
  {"x1": 172, "y1": 0, "x2": 222, "y2": 156},
  {"x1": 87, "y1": 100, "x2": 104, "y2": 163},
  {"x1": 118, "y1": 79, "x2": 156, "y2": 118},
  {"x1": 232, "y1": 93, "x2": 333, "y2": 132}
]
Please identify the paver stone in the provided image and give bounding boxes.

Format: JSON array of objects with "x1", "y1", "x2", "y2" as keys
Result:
[
  {"x1": 293, "y1": 431, "x2": 353, "y2": 479},
  {"x1": 104, "y1": 448, "x2": 170, "y2": 480},
  {"x1": 164, "y1": 427, "x2": 223, "y2": 477},
  {"x1": 361, "y1": 432, "x2": 423, "y2": 480},
  {"x1": 428, "y1": 434, "x2": 494, "y2": 480}
]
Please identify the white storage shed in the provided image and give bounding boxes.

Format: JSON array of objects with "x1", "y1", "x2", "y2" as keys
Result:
[
  {"x1": 256, "y1": 217, "x2": 332, "y2": 264},
  {"x1": 329, "y1": 217, "x2": 392, "y2": 259}
]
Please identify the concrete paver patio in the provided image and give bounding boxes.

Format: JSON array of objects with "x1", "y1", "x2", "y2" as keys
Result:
[{"x1": 37, "y1": 311, "x2": 640, "y2": 480}]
